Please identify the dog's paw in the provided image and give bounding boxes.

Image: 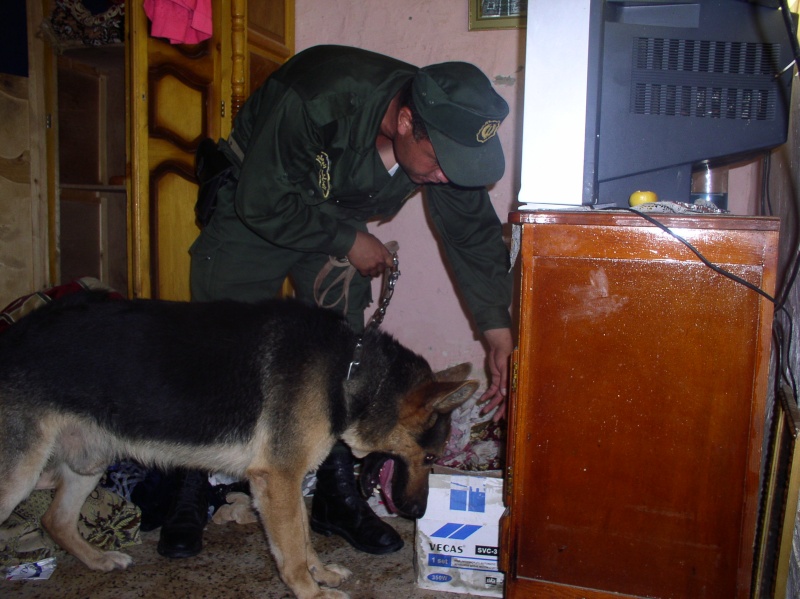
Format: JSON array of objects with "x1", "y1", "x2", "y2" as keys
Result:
[
  {"x1": 89, "y1": 550, "x2": 134, "y2": 571},
  {"x1": 310, "y1": 562, "x2": 352, "y2": 587},
  {"x1": 326, "y1": 563, "x2": 352, "y2": 582}
]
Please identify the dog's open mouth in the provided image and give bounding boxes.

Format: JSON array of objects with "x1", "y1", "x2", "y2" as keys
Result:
[{"x1": 359, "y1": 453, "x2": 398, "y2": 514}]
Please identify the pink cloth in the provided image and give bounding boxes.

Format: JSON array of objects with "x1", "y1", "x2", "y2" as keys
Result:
[{"x1": 143, "y1": 0, "x2": 212, "y2": 45}]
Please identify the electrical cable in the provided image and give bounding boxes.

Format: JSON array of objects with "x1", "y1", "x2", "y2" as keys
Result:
[
  {"x1": 619, "y1": 207, "x2": 777, "y2": 303},
  {"x1": 603, "y1": 2, "x2": 800, "y2": 405},
  {"x1": 761, "y1": 151, "x2": 773, "y2": 217},
  {"x1": 621, "y1": 205, "x2": 799, "y2": 400},
  {"x1": 780, "y1": 0, "x2": 800, "y2": 69},
  {"x1": 775, "y1": 305, "x2": 798, "y2": 397},
  {"x1": 771, "y1": 1, "x2": 800, "y2": 403}
]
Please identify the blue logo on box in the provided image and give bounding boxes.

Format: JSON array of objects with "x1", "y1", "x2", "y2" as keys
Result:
[
  {"x1": 449, "y1": 481, "x2": 486, "y2": 513},
  {"x1": 431, "y1": 522, "x2": 482, "y2": 540},
  {"x1": 427, "y1": 573, "x2": 452, "y2": 583}
]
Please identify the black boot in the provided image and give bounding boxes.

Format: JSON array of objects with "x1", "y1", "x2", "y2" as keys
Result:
[
  {"x1": 130, "y1": 468, "x2": 175, "y2": 532},
  {"x1": 157, "y1": 469, "x2": 210, "y2": 559},
  {"x1": 310, "y1": 447, "x2": 403, "y2": 555}
]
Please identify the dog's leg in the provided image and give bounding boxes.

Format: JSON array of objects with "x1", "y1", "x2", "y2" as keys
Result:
[
  {"x1": 41, "y1": 464, "x2": 133, "y2": 571},
  {"x1": 0, "y1": 466, "x2": 45, "y2": 525},
  {"x1": 0, "y1": 421, "x2": 59, "y2": 525},
  {"x1": 249, "y1": 468, "x2": 351, "y2": 599},
  {"x1": 299, "y1": 491, "x2": 352, "y2": 588}
]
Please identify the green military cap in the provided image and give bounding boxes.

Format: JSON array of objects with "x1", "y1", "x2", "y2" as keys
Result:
[{"x1": 413, "y1": 62, "x2": 509, "y2": 188}]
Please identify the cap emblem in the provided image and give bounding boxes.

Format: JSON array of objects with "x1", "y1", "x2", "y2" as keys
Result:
[{"x1": 477, "y1": 120, "x2": 501, "y2": 143}]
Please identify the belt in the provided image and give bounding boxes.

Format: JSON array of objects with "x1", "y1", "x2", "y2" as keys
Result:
[{"x1": 227, "y1": 135, "x2": 245, "y2": 164}]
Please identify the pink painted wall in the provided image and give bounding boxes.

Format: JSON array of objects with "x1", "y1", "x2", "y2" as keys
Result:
[{"x1": 296, "y1": 0, "x2": 526, "y2": 387}]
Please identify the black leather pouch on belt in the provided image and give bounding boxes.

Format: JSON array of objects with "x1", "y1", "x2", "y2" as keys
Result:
[{"x1": 195, "y1": 138, "x2": 235, "y2": 227}]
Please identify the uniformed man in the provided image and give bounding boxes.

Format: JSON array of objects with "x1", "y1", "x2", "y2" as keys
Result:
[{"x1": 157, "y1": 44, "x2": 514, "y2": 560}]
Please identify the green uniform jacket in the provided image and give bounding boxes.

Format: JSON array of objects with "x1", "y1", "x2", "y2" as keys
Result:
[{"x1": 219, "y1": 45, "x2": 511, "y2": 332}]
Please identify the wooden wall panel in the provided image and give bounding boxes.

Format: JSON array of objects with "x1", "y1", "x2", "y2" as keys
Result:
[{"x1": 0, "y1": 74, "x2": 34, "y2": 308}]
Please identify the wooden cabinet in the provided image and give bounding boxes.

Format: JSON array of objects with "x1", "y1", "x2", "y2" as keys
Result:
[
  {"x1": 57, "y1": 47, "x2": 127, "y2": 293},
  {"x1": 501, "y1": 210, "x2": 779, "y2": 599}
]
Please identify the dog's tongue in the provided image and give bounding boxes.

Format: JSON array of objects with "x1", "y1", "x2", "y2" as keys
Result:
[{"x1": 378, "y1": 459, "x2": 397, "y2": 513}]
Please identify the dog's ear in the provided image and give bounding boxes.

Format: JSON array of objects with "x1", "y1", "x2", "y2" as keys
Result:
[
  {"x1": 433, "y1": 362, "x2": 472, "y2": 382},
  {"x1": 428, "y1": 379, "x2": 479, "y2": 415}
]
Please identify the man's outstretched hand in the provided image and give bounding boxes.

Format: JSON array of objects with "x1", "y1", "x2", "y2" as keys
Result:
[{"x1": 478, "y1": 327, "x2": 513, "y2": 421}]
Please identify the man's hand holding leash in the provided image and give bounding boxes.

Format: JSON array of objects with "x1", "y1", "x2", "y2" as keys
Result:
[{"x1": 347, "y1": 231, "x2": 395, "y2": 278}]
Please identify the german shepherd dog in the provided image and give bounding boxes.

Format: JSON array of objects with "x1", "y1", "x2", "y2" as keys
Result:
[{"x1": 0, "y1": 292, "x2": 477, "y2": 599}]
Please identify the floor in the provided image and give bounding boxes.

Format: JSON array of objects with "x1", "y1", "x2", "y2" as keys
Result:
[{"x1": 3, "y1": 501, "x2": 482, "y2": 599}]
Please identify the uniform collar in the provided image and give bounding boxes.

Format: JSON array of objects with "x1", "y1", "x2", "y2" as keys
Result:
[{"x1": 348, "y1": 72, "x2": 416, "y2": 155}]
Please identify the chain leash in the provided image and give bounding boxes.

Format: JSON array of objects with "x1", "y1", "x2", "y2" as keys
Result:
[
  {"x1": 366, "y1": 252, "x2": 400, "y2": 330},
  {"x1": 347, "y1": 250, "x2": 400, "y2": 380}
]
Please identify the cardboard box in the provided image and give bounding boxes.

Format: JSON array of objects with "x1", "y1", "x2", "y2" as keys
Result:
[{"x1": 415, "y1": 469, "x2": 505, "y2": 597}]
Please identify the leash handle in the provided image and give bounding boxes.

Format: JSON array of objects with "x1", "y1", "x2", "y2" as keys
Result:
[{"x1": 314, "y1": 240, "x2": 400, "y2": 317}]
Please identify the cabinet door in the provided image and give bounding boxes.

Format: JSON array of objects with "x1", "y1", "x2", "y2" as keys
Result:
[
  {"x1": 505, "y1": 212, "x2": 778, "y2": 599},
  {"x1": 231, "y1": 0, "x2": 295, "y2": 115},
  {"x1": 127, "y1": 0, "x2": 294, "y2": 300},
  {"x1": 127, "y1": 2, "x2": 227, "y2": 300}
]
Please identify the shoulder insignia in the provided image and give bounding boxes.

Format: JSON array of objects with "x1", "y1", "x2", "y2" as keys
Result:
[{"x1": 315, "y1": 151, "x2": 331, "y2": 198}]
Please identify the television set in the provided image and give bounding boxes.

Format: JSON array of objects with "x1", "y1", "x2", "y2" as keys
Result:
[{"x1": 518, "y1": 0, "x2": 796, "y2": 209}]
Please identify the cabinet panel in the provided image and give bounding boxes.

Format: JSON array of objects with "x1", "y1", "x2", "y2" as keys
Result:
[
  {"x1": 247, "y1": 0, "x2": 294, "y2": 92},
  {"x1": 504, "y1": 211, "x2": 778, "y2": 599},
  {"x1": 55, "y1": 47, "x2": 127, "y2": 293},
  {"x1": 57, "y1": 59, "x2": 101, "y2": 185}
]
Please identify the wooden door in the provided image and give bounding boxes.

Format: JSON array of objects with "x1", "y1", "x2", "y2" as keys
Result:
[
  {"x1": 127, "y1": 2, "x2": 228, "y2": 300},
  {"x1": 127, "y1": 0, "x2": 293, "y2": 300}
]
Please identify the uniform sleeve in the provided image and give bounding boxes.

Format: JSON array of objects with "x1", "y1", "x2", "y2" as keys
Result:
[
  {"x1": 425, "y1": 185, "x2": 512, "y2": 332},
  {"x1": 232, "y1": 88, "x2": 357, "y2": 257}
]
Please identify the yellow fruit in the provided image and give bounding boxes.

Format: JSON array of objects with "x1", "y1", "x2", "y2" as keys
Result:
[{"x1": 629, "y1": 190, "x2": 657, "y2": 206}]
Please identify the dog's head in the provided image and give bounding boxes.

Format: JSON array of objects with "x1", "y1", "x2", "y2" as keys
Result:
[{"x1": 348, "y1": 363, "x2": 478, "y2": 519}]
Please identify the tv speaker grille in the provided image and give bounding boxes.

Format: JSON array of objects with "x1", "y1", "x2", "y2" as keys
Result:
[{"x1": 630, "y1": 37, "x2": 780, "y2": 120}]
